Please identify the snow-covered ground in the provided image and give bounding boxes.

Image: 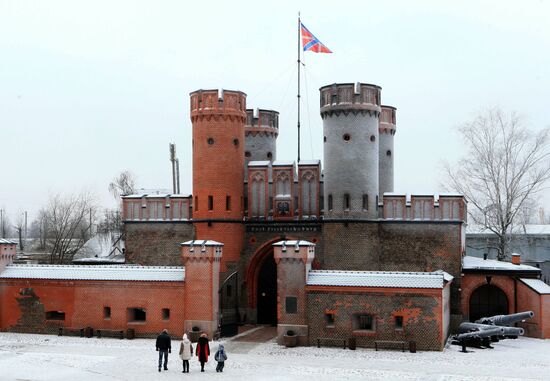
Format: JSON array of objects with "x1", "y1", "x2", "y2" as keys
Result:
[{"x1": 0, "y1": 332, "x2": 549, "y2": 380}]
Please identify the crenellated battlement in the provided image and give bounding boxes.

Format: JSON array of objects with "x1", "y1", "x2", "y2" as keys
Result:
[
  {"x1": 379, "y1": 105, "x2": 396, "y2": 134},
  {"x1": 382, "y1": 194, "x2": 467, "y2": 222},
  {"x1": 320, "y1": 82, "x2": 381, "y2": 117},
  {"x1": 245, "y1": 109, "x2": 279, "y2": 136},
  {"x1": 190, "y1": 89, "x2": 247, "y2": 121}
]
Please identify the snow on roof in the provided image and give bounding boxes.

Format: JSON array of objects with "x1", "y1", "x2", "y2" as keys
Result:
[
  {"x1": 0, "y1": 239, "x2": 17, "y2": 244},
  {"x1": 520, "y1": 278, "x2": 550, "y2": 294},
  {"x1": 463, "y1": 256, "x2": 540, "y2": 272},
  {"x1": 272, "y1": 160, "x2": 295, "y2": 166},
  {"x1": 466, "y1": 224, "x2": 550, "y2": 235},
  {"x1": 298, "y1": 159, "x2": 320, "y2": 166},
  {"x1": 0, "y1": 264, "x2": 184, "y2": 282},
  {"x1": 307, "y1": 270, "x2": 451, "y2": 289},
  {"x1": 272, "y1": 240, "x2": 315, "y2": 246},
  {"x1": 180, "y1": 240, "x2": 224, "y2": 246},
  {"x1": 248, "y1": 160, "x2": 270, "y2": 167},
  {"x1": 145, "y1": 194, "x2": 170, "y2": 198}
]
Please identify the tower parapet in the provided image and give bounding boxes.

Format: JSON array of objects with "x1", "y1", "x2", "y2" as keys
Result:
[
  {"x1": 321, "y1": 82, "x2": 381, "y2": 219},
  {"x1": 320, "y1": 83, "x2": 381, "y2": 117},
  {"x1": 379, "y1": 105, "x2": 397, "y2": 197},
  {"x1": 244, "y1": 109, "x2": 279, "y2": 163},
  {"x1": 190, "y1": 89, "x2": 246, "y2": 122}
]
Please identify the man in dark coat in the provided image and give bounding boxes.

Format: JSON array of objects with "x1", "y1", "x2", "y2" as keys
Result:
[
  {"x1": 156, "y1": 329, "x2": 171, "y2": 372},
  {"x1": 196, "y1": 333, "x2": 210, "y2": 372}
]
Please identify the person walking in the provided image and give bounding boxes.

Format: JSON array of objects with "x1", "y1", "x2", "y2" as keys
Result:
[
  {"x1": 196, "y1": 333, "x2": 210, "y2": 372},
  {"x1": 155, "y1": 329, "x2": 171, "y2": 372},
  {"x1": 179, "y1": 333, "x2": 193, "y2": 373},
  {"x1": 214, "y1": 344, "x2": 227, "y2": 373}
]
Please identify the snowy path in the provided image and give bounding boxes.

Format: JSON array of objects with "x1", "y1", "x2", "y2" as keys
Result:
[{"x1": 0, "y1": 333, "x2": 548, "y2": 380}]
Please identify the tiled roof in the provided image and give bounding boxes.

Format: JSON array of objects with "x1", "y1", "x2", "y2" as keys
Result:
[
  {"x1": 0, "y1": 239, "x2": 17, "y2": 244},
  {"x1": 307, "y1": 270, "x2": 451, "y2": 289},
  {"x1": 463, "y1": 256, "x2": 540, "y2": 272},
  {"x1": 0, "y1": 264, "x2": 184, "y2": 282},
  {"x1": 520, "y1": 278, "x2": 550, "y2": 294}
]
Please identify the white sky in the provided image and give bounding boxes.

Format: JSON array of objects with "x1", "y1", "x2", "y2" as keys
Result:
[{"x1": 1, "y1": 0, "x2": 550, "y2": 222}]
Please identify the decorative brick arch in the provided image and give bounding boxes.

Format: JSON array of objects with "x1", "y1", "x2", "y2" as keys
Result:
[
  {"x1": 461, "y1": 274, "x2": 515, "y2": 320},
  {"x1": 245, "y1": 236, "x2": 297, "y2": 310}
]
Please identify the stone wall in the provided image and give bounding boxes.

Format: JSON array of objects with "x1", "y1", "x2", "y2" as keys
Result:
[{"x1": 124, "y1": 222, "x2": 194, "y2": 266}]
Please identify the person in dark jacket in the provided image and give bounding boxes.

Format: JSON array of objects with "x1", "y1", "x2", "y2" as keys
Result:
[
  {"x1": 214, "y1": 344, "x2": 227, "y2": 372},
  {"x1": 156, "y1": 329, "x2": 171, "y2": 372},
  {"x1": 196, "y1": 333, "x2": 210, "y2": 372}
]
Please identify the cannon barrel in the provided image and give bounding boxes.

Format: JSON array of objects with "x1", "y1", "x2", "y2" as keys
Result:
[
  {"x1": 458, "y1": 322, "x2": 505, "y2": 334},
  {"x1": 502, "y1": 327, "x2": 524, "y2": 336},
  {"x1": 475, "y1": 311, "x2": 534, "y2": 326},
  {"x1": 455, "y1": 327, "x2": 503, "y2": 341}
]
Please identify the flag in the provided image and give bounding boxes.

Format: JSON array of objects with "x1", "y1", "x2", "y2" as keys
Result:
[{"x1": 300, "y1": 22, "x2": 332, "y2": 53}]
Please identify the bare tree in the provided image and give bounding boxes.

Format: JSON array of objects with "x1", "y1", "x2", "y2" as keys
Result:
[
  {"x1": 0, "y1": 210, "x2": 12, "y2": 238},
  {"x1": 445, "y1": 108, "x2": 550, "y2": 260},
  {"x1": 40, "y1": 192, "x2": 97, "y2": 264},
  {"x1": 13, "y1": 212, "x2": 25, "y2": 251},
  {"x1": 108, "y1": 170, "x2": 137, "y2": 199}
]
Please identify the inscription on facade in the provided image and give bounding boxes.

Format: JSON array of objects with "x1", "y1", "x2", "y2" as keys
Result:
[{"x1": 246, "y1": 225, "x2": 321, "y2": 233}]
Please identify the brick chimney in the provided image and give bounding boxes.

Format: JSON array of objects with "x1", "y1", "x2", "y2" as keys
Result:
[{"x1": 511, "y1": 253, "x2": 521, "y2": 265}]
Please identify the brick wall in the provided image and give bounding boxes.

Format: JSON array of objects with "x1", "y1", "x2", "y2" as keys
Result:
[
  {"x1": 307, "y1": 287, "x2": 444, "y2": 350},
  {"x1": 0, "y1": 279, "x2": 185, "y2": 337},
  {"x1": 124, "y1": 222, "x2": 194, "y2": 266}
]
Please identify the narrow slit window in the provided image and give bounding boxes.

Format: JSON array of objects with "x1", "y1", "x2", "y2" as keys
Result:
[
  {"x1": 194, "y1": 196, "x2": 199, "y2": 212},
  {"x1": 344, "y1": 194, "x2": 350, "y2": 210},
  {"x1": 226, "y1": 195, "x2": 231, "y2": 211},
  {"x1": 104, "y1": 306, "x2": 111, "y2": 320},
  {"x1": 363, "y1": 194, "x2": 368, "y2": 210},
  {"x1": 208, "y1": 195, "x2": 213, "y2": 211},
  {"x1": 328, "y1": 195, "x2": 333, "y2": 211},
  {"x1": 162, "y1": 308, "x2": 170, "y2": 321}
]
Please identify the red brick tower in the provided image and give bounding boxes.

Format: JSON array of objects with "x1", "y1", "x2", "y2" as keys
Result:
[{"x1": 190, "y1": 89, "x2": 246, "y2": 271}]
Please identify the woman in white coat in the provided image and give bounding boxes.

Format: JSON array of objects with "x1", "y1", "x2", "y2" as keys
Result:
[{"x1": 179, "y1": 334, "x2": 193, "y2": 373}]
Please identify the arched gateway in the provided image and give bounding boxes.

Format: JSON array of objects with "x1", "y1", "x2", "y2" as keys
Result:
[
  {"x1": 469, "y1": 284, "x2": 509, "y2": 322},
  {"x1": 246, "y1": 239, "x2": 286, "y2": 325}
]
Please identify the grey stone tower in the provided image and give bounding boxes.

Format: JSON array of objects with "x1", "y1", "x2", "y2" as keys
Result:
[
  {"x1": 320, "y1": 82, "x2": 382, "y2": 218},
  {"x1": 379, "y1": 105, "x2": 396, "y2": 197},
  {"x1": 244, "y1": 109, "x2": 279, "y2": 164}
]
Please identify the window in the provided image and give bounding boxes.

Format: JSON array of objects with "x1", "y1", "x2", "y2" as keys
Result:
[
  {"x1": 285, "y1": 296, "x2": 298, "y2": 314},
  {"x1": 45, "y1": 311, "x2": 65, "y2": 321},
  {"x1": 194, "y1": 196, "x2": 199, "y2": 212},
  {"x1": 267, "y1": 152, "x2": 273, "y2": 159},
  {"x1": 323, "y1": 136, "x2": 327, "y2": 143},
  {"x1": 386, "y1": 150, "x2": 392, "y2": 156},
  {"x1": 207, "y1": 137, "x2": 214, "y2": 145},
  {"x1": 362, "y1": 194, "x2": 368, "y2": 210},
  {"x1": 226, "y1": 196, "x2": 231, "y2": 211},
  {"x1": 353, "y1": 314, "x2": 374, "y2": 331},
  {"x1": 208, "y1": 195, "x2": 213, "y2": 211},
  {"x1": 127, "y1": 308, "x2": 146, "y2": 322},
  {"x1": 328, "y1": 195, "x2": 333, "y2": 211},
  {"x1": 162, "y1": 308, "x2": 170, "y2": 321},
  {"x1": 325, "y1": 312, "x2": 335, "y2": 327},
  {"x1": 245, "y1": 151, "x2": 251, "y2": 158},
  {"x1": 244, "y1": 196, "x2": 248, "y2": 212},
  {"x1": 104, "y1": 306, "x2": 111, "y2": 320},
  {"x1": 344, "y1": 194, "x2": 350, "y2": 210},
  {"x1": 370, "y1": 135, "x2": 376, "y2": 142},
  {"x1": 233, "y1": 138, "x2": 239, "y2": 146},
  {"x1": 395, "y1": 315, "x2": 403, "y2": 330},
  {"x1": 343, "y1": 133, "x2": 351, "y2": 141}
]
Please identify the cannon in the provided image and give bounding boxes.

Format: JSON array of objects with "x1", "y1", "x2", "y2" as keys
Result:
[
  {"x1": 475, "y1": 311, "x2": 534, "y2": 326},
  {"x1": 458, "y1": 322, "x2": 524, "y2": 341},
  {"x1": 452, "y1": 327, "x2": 503, "y2": 352}
]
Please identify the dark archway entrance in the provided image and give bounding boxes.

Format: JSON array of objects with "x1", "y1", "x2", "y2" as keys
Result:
[
  {"x1": 256, "y1": 253, "x2": 277, "y2": 325},
  {"x1": 469, "y1": 284, "x2": 509, "y2": 322}
]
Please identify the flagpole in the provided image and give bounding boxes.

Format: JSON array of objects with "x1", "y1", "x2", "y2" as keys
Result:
[{"x1": 297, "y1": 12, "x2": 301, "y2": 163}]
